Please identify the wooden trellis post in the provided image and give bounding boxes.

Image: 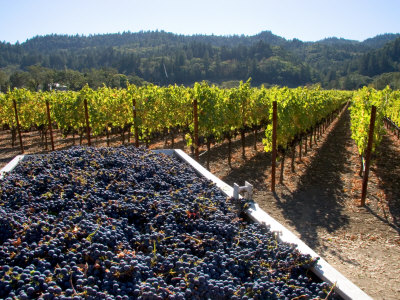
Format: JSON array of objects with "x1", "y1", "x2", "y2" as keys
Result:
[
  {"x1": 13, "y1": 100, "x2": 24, "y2": 153},
  {"x1": 360, "y1": 106, "x2": 377, "y2": 206},
  {"x1": 271, "y1": 101, "x2": 277, "y2": 192},
  {"x1": 193, "y1": 99, "x2": 199, "y2": 160},
  {"x1": 83, "y1": 98, "x2": 91, "y2": 146},
  {"x1": 45, "y1": 100, "x2": 55, "y2": 151}
]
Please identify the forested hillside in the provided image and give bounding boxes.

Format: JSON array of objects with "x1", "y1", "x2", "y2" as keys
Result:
[{"x1": 0, "y1": 30, "x2": 399, "y2": 91}]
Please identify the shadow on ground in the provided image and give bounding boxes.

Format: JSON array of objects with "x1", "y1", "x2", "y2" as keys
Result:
[
  {"x1": 220, "y1": 151, "x2": 272, "y2": 190},
  {"x1": 196, "y1": 130, "x2": 272, "y2": 191},
  {"x1": 272, "y1": 111, "x2": 353, "y2": 249},
  {"x1": 375, "y1": 133, "x2": 400, "y2": 229}
]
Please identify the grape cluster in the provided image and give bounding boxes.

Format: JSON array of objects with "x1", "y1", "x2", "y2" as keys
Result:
[{"x1": 0, "y1": 146, "x2": 337, "y2": 299}]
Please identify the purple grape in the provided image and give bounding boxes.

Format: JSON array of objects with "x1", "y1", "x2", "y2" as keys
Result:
[{"x1": 0, "y1": 146, "x2": 338, "y2": 299}]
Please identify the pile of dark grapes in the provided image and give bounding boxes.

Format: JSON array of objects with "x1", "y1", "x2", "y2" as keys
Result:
[{"x1": 0, "y1": 146, "x2": 337, "y2": 299}]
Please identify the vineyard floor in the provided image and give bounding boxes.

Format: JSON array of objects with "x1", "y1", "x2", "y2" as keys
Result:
[{"x1": 0, "y1": 109, "x2": 399, "y2": 299}]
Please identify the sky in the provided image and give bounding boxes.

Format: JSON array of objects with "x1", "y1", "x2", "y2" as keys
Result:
[{"x1": 0, "y1": 0, "x2": 400, "y2": 44}]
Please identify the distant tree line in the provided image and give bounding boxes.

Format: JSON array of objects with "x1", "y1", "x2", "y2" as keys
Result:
[
  {"x1": 0, "y1": 31, "x2": 399, "y2": 91},
  {"x1": 0, "y1": 66, "x2": 145, "y2": 93}
]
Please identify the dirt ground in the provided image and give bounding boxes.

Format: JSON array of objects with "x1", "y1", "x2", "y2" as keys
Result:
[{"x1": 1, "y1": 109, "x2": 399, "y2": 299}]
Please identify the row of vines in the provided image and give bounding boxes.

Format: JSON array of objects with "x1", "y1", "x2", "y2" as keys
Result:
[
  {"x1": 350, "y1": 86, "x2": 400, "y2": 157},
  {"x1": 0, "y1": 81, "x2": 355, "y2": 172},
  {"x1": 349, "y1": 86, "x2": 400, "y2": 205}
]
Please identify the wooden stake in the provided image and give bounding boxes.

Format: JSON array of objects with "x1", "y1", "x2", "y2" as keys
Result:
[
  {"x1": 241, "y1": 129, "x2": 246, "y2": 159},
  {"x1": 106, "y1": 128, "x2": 110, "y2": 147},
  {"x1": 314, "y1": 127, "x2": 317, "y2": 144},
  {"x1": 360, "y1": 106, "x2": 377, "y2": 206},
  {"x1": 193, "y1": 99, "x2": 199, "y2": 160},
  {"x1": 291, "y1": 145, "x2": 295, "y2": 172},
  {"x1": 13, "y1": 100, "x2": 24, "y2": 154},
  {"x1": 45, "y1": 100, "x2": 55, "y2": 151},
  {"x1": 228, "y1": 135, "x2": 232, "y2": 168},
  {"x1": 304, "y1": 133, "x2": 308, "y2": 154},
  {"x1": 279, "y1": 151, "x2": 285, "y2": 184},
  {"x1": 299, "y1": 137, "x2": 302, "y2": 161},
  {"x1": 171, "y1": 131, "x2": 175, "y2": 148},
  {"x1": 271, "y1": 101, "x2": 277, "y2": 192},
  {"x1": 132, "y1": 97, "x2": 139, "y2": 147},
  {"x1": 83, "y1": 98, "x2": 91, "y2": 146},
  {"x1": 206, "y1": 140, "x2": 211, "y2": 170},
  {"x1": 254, "y1": 128, "x2": 258, "y2": 151}
]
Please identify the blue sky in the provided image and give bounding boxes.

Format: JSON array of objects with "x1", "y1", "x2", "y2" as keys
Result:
[{"x1": 1, "y1": 0, "x2": 399, "y2": 44}]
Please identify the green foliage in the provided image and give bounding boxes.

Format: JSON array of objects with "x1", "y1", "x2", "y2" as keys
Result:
[
  {"x1": 263, "y1": 87, "x2": 350, "y2": 152},
  {"x1": 385, "y1": 90, "x2": 400, "y2": 127},
  {"x1": 0, "y1": 83, "x2": 396, "y2": 160},
  {"x1": 349, "y1": 87, "x2": 392, "y2": 155}
]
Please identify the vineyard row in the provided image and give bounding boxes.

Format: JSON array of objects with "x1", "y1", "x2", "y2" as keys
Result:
[{"x1": 1, "y1": 83, "x2": 399, "y2": 172}]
